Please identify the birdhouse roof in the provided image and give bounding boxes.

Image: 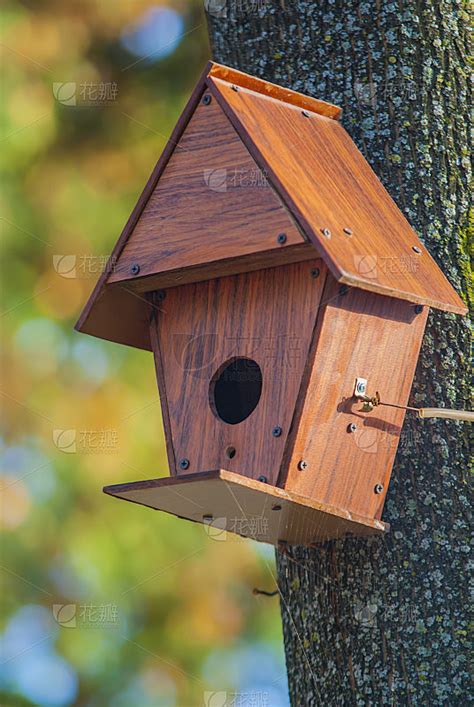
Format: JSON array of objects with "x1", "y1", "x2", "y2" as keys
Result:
[{"x1": 76, "y1": 62, "x2": 466, "y2": 350}]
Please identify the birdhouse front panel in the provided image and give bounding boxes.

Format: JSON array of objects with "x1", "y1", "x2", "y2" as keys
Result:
[
  {"x1": 280, "y1": 275, "x2": 429, "y2": 519},
  {"x1": 107, "y1": 97, "x2": 308, "y2": 290},
  {"x1": 149, "y1": 259, "x2": 327, "y2": 483}
]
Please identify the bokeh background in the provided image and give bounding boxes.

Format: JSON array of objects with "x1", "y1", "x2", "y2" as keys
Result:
[{"x1": 1, "y1": 2, "x2": 289, "y2": 704}]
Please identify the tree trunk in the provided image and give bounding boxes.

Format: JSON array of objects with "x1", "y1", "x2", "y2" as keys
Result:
[{"x1": 206, "y1": 1, "x2": 471, "y2": 704}]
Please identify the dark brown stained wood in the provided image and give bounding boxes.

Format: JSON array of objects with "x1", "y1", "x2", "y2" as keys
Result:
[
  {"x1": 151, "y1": 259, "x2": 327, "y2": 486},
  {"x1": 78, "y1": 281, "x2": 153, "y2": 350},
  {"x1": 103, "y1": 469, "x2": 387, "y2": 546},
  {"x1": 208, "y1": 63, "x2": 342, "y2": 120},
  {"x1": 209, "y1": 76, "x2": 467, "y2": 315},
  {"x1": 113, "y1": 242, "x2": 317, "y2": 293},
  {"x1": 108, "y1": 98, "x2": 305, "y2": 286},
  {"x1": 280, "y1": 275, "x2": 428, "y2": 520},
  {"x1": 149, "y1": 301, "x2": 177, "y2": 474}
]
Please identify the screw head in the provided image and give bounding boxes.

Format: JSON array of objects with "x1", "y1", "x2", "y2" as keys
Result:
[
  {"x1": 321, "y1": 228, "x2": 331, "y2": 238},
  {"x1": 130, "y1": 263, "x2": 140, "y2": 275},
  {"x1": 374, "y1": 483, "x2": 384, "y2": 495},
  {"x1": 297, "y1": 460, "x2": 308, "y2": 471},
  {"x1": 302, "y1": 110, "x2": 311, "y2": 118},
  {"x1": 272, "y1": 426, "x2": 282, "y2": 438},
  {"x1": 179, "y1": 458, "x2": 190, "y2": 470},
  {"x1": 231, "y1": 84, "x2": 240, "y2": 92},
  {"x1": 311, "y1": 267, "x2": 320, "y2": 279},
  {"x1": 258, "y1": 475, "x2": 268, "y2": 483},
  {"x1": 347, "y1": 423, "x2": 357, "y2": 433},
  {"x1": 343, "y1": 227, "x2": 353, "y2": 236},
  {"x1": 202, "y1": 94, "x2": 212, "y2": 105},
  {"x1": 339, "y1": 284, "x2": 349, "y2": 296},
  {"x1": 277, "y1": 233, "x2": 287, "y2": 245},
  {"x1": 412, "y1": 246, "x2": 422, "y2": 254},
  {"x1": 414, "y1": 304, "x2": 423, "y2": 314}
]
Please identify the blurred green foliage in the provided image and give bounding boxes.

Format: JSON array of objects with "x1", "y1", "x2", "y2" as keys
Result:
[{"x1": 0, "y1": 2, "x2": 287, "y2": 705}]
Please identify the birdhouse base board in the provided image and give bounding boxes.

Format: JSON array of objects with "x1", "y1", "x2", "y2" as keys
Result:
[{"x1": 103, "y1": 470, "x2": 388, "y2": 546}]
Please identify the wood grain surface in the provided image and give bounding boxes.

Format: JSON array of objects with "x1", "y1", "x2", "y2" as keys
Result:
[
  {"x1": 151, "y1": 259, "x2": 327, "y2": 483},
  {"x1": 103, "y1": 469, "x2": 388, "y2": 546},
  {"x1": 108, "y1": 98, "x2": 305, "y2": 285},
  {"x1": 280, "y1": 274, "x2": 428, "y2": 519},
  {"x1": 209, "y1": 76, "x2": 467, "y2": 315},
  {"x1": 111, "y1": 242, "x2": 317, "y2": 293},
  {"x1": 208, "y1": 63, "x2": 341, "y2": 120}
]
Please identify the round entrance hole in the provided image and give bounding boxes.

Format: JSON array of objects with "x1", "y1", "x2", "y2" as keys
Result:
[{"x1": 210, "y1": 357, "x2": 263, "y2": 425}]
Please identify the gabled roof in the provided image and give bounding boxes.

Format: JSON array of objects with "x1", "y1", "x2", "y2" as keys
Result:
[{"x1": 76, "y1": 62, "x2": 466, "y2": 351}]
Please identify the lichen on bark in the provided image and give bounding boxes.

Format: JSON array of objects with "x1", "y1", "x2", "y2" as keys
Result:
[{"x1": 207, "y1": 1, "x2": 471, "y2": 703}]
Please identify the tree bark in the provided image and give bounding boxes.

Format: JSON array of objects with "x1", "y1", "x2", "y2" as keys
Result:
[{"x1": 207, "y1": 1, "x2": 471, "y2": 704}]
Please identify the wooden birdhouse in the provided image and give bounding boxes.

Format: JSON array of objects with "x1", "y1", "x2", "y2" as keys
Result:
[{"x1": 76, "y1": 62, "x2": 466, "y2": 546}]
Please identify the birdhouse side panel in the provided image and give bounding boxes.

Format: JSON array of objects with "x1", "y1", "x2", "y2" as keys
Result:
[
  {"x1": 280, "y1": 276, "x2": 428, "y2": 520},
  {"x1": 108, "y1": 98, "x2": 305, "y2": 288},
  {"x1": 149, "y1": 260, "x2": 327, "y2": 483}
]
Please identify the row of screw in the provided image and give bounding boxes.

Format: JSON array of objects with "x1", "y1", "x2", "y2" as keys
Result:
[
  {"x1": 296, "y1": 458, "x2": 383, "y2": 493},
  {"x1": 321, "y1": 227, "x2": 353, "y2": 238},
  {"x1": 200, "y1": 92, "x2": 424, "y2": 258},
  {"x1": 130, "y1": 262, "x2": 423, "y2": 316},
  {"x1": 178, "y1": 425, "x2": 283, "y2": 473}
]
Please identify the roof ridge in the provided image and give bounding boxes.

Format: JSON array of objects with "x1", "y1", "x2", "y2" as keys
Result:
[{"x1": 208, "y1": 62, "x2": 342, "y2": 121}]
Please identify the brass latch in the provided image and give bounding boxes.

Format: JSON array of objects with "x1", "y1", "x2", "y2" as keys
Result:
[{"x1": 353, "y1": 378, "x2": 474, "y2": 421}]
